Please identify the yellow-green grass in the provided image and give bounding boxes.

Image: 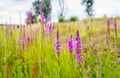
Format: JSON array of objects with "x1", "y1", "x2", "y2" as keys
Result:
[{"x1": 0, "y1": 18, "x2": 120, "y2": 78}]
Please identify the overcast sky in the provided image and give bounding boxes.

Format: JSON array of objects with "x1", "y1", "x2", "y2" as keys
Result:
[{"x1": 0, "y1": 0, "x2": 120, "y2": 24}]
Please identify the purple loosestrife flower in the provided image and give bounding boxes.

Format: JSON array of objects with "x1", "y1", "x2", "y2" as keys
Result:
[
  {"x1": 68, "y1": 35, "x2": 73, "y2": 54},
  {"x1": 26, "y1": 34, "x2": 31, "y2": 41},
  {"x1": 41, "y1": 12, "x2": 45, "y2": 23},
  {"x1": 40, "y1": 12, "x2": 45, "y2": 35},
  {"x1": 114, "y1": 20, "x2": 117, "y2": 32},
  {"x1": 49, "y1": 22, "x2": 53, "y2": 33},
  {"x1": 26, "y1": 11, "x2": 33, "y2": 25},
  {"x1": 27, "y1": 11, "x2": 33, "y2": 18},
  {"x1": 75, "y1": 30, "x2": 82, "y2": 54},
  {"x1": 39, "y1": 3, "x2": 42, "y2": 10},
  {"x1": 25, "y1": 19, "x2": 31, "y2": 25},
  {"x1": 21, "y1": 39, "x2": 25, "y2": 45},
  {"x1": 106, "y1": 18, "x2": 110, "y2": 35},
  {"x1": 21, "y1": 39, "x2": 25, "y2": 49},
  {"x1": 54, "y1": 30, "x2": 62, "y2": 55},
  {"x1": 46, "y1": 22, "x2": 53, "y2": 37},
  {"x1": 114, "y1": 20, "x2": 118, "y2": 39},
  {"x1": 105, "y1": 34, "x2": 109, "y2": 43},
  {"x1": 107, "y1": 18, "x2": 110, "y2": 26},
  {"x1": 75, "y1": 54, "x2": 83, "y2": 63}
]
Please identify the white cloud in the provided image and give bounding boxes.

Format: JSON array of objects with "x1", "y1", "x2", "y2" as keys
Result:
[
  {"x1": 0, "y1": 0, "x2": 34, "y2": 24},
  {"x1": 94, "y1": 0, "x2": 120, "y2": 17}
]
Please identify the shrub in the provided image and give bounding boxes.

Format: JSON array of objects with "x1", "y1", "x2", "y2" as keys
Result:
[
  {"x1": 58, "y1": 17, "x2": 65, "y2": 23},
  {"x1": 69, "y1": 16, "x2": 78, "y2": 22}
]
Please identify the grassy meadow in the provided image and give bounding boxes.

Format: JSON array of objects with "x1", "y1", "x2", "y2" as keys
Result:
[{"x1": 0, "y1": 17, "x2": 120, "y2": 78}]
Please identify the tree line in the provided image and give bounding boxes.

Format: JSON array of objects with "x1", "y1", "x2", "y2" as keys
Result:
[{"x1": 27, "y1": 0, "x2": 94, "y2": 23}]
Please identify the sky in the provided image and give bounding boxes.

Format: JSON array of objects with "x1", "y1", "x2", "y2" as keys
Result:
[{"x1": 0, "y1": 0, "x2": 120, "y2": 24}]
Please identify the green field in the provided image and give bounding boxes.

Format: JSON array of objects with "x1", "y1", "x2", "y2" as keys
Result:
[{"x1": 0, "y1": 18, "x2": 120, "y2": 78}]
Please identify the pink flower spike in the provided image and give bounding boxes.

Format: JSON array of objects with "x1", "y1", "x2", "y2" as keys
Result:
[
  {"x1": 39, "y1": 3, "x2": 42, "y2": 10},
  {"x1": 107, "y1": 18, "x2": 110, "y2": 26},
  {"x1": 27, "y1": 11, "x2": 33, "y2": 18},
  {"x1": 67, "y1": 35, "x2": 73, "y2": 54},
  {"x1": 75, "y1": 54, "x2": 83, "y2": 63},
  {"x1": 54, "y1": 30, "x2": 62, "y2": 55},
  {"x1": 114, "y1": 20, "x2": 117, "y2": 31},
  {"x1": 75, "y1": 30, "x2": 82, "y2": 54},
  {"x1": 26, "y1": 35, "x2": 31, "y2": 41},
  {"x1": 105, "y1": 34, "x2": 109, "y2": 44},
  {"x1": 41, "y1": 12, "x2": 45, "y2": 23},
  {"x1": 49, "y1": 22, "x2": 53, "y2": 32},
  {"x1": 20, "y1": 39, "x2": 25, "y2": 45}
]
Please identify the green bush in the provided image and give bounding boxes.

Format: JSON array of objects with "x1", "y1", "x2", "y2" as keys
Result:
[
  {"x1": 69, "y1": 16, "x2": 78, "y2": 22},
  {"x1": 58, "y1": 17, "x2": 65, "y2": 23},
  {"x1": 0, "y1": 24, "x2": 3, "y2": 26}
]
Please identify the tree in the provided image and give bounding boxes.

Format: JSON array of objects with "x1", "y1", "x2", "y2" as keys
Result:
[
  {"x1": 32, "y1": 0, "x2": 41, "y2": 17},
  {"x1": 42, "y1": 0, "x2": 52, "y2": 20},
  {"x1": 32, "y1": 0, "x2": 52, "y2": 21},
  {"x1": 81, "y1": 0, "x2": 94, "y2": 17},
  {"x1": 57, "y1": 0, "x2": 67, "y2": 17}
]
